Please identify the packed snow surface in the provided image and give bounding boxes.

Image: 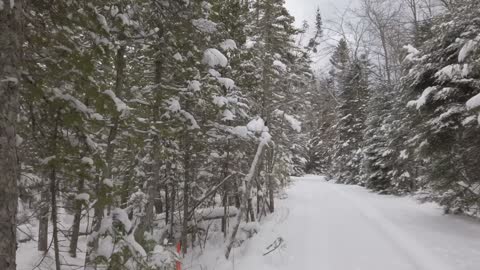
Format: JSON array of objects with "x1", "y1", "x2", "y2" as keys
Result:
[{"x1": 188, "y1": 175, "x2": 480, "y2": 270}]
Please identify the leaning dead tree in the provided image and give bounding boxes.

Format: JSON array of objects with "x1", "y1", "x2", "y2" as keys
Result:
[{"x1": 225, "y1": 129, "x2": 271, "y2": 259}]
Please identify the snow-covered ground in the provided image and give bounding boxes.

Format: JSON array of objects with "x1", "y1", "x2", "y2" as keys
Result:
[
  {"x1": 17, "y1": 207, "x2": 88, "y2": 270},
  {"x1": 188, "y1": 175, "x2": 480, "y2": 270}
]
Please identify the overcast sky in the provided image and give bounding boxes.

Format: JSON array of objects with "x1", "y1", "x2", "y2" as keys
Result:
[
  {"x1": 285, "y1": 0, "x2": 354, "y2": 27},
  {"x1": 285, "y1": 0, "x2": 356, "y2": 71}
]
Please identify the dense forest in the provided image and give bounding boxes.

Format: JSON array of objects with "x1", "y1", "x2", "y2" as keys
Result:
[
  {"x1": 1, "y1": 0, "x2": 480, "y2": 269},
  {"x1": 308, "y1": 0, "x2": 480, "y2": 216}
]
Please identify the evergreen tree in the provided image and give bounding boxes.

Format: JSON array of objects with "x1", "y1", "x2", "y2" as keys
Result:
[
  {"x1": 361, "y1": 83, "x2": 396, "y2": 191},
  {"x1": 304, "y1": 78, "x2": 337, "y2": 175},
  {"x1": 330, "y1": 40, "x2": 369, "y2": 183},
  {"x1": 403, "y1": 0, "x2": 480, "y2": 213}
]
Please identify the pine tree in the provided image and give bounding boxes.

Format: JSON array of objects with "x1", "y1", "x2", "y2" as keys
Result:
[
  {"x1": 403, "y1": 0, "x2": 480, "y2": 213},
  {"x1": 304, "y1": 78, "x2": 337, "y2": 174},
  {"x1": 307, "y1": 7, "x2": 323, "y2": 53},
  {"x1": 361, "y1": 83, "x2": 395, "y2": 191},
  {"x1": 330, "y1": 40, "x2": 369, "y2": 183}
]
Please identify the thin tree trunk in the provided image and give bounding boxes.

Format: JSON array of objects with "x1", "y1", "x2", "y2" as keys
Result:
[
  {"x1": 233, "y1": 181, "x2": 241, "y2": 209},
  {"x1": 50, "y1": 165, "x2": 61, "y2": 270},
  {"x1": 38, "y1": 188, "x2": 49, "y2": 252},
  {"x1": 154, "y1": 186, "x2": 163, "y2": 214},
  {"x1": 69, "y1": 177, "x2": 85, "y2": 257},
  {"x1": 0, "y1": 0, "x2": 22, "y2": 269},
  {"x1": 181, "y1": 149, "x2": 191, "y2": 255},
  {"x1": 85, "y1": 43, "x2": 125, "y2": 270},
  {"x1": 136, "y1": 57, "x2": 164, "y2": 245},
  {"x1": 165, "y1": 185, "x2": 170, "y2": 225},
  {"x1": 222, "y1": 193, "x2": 229, "y2": 238},
  {"x1": 180, "y1": 94, "x2": 193, "y2": 255},
  {"x1": 380, "y1": 31, "x2": 392, "y2": 85},
  {"x1": 256, "y1": 186, "x2": 260, "y2": 215},
  {"x1": 268, "y1": 187, "x2": 275, "y2": 213},
  {"x1": 46, "y1": 116, "x2": 61, "y2": 270},
  {"x1": 225, "y1": 134, "x2": 269, "y2": 259},
  {"x1": 267, "y1": 161, "x2": 275, "y2": 213},
  {"x1": 135, "y1": 176, "x2": 157, "y2": 245},
  {"x1": 247, "y1": 198, "x2": 255, "y2": 222},
  {"x1": 221, "y1": 141, "x2": 231, "y2": 237},
  {"x1": 266, "y1": 148, "x2": 275, "y2": 213},
  {"x1": 169, "y1": 186, "x2": 175, "y2": 240}
]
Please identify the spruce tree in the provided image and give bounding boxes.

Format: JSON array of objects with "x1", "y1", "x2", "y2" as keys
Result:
[
  {"x1": 403, "y1": 0, "x2": 480, "y2": 213},
  {"x1": 330, "y1": 40, "x2": 369, "y2": 183}
]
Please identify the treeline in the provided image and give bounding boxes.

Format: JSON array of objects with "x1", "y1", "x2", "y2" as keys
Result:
[
  {"x1": 307, "y1": 0, "x2": 480, "y2": 215},
  {"x1": 1, "y1": 0, "x2": 317, "y2": 269}
]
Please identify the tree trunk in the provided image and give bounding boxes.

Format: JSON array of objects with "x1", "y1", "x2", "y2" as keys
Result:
[
  {"x1": 69, "y1": 177, "x2": 85, "y2": 257},
  {"x1": 222, "y1": 193, "x2": 228, "y2": 237},
  {"x1": 85, "y1": 43, "x2": 125, "y2": 270},
  {"x1": 226, "y1": 136, "x2": 268, "y2": 259},
  {"x1": 221, "y1": 141, "x2": 231, "y2": 237},
  {"x1": 154, "y1": 186, "x2": 163, "y2": 214},
  {"x1": 268, "y1": 173, "x2": 275, "y2": 213},
  {"x1": 135, "y1": 176, "x2": 157, "y2": 246},
  {"x1": 265, "y1": 147, "x2": 275, "y2": 213},
  {"x1": 233, "y1": 181, "x2": 241, "y2": 209},
  {"x1": 38, "y1": 188, "x2": 49, "y2": 252},
  {"x1": 50, "y1": 166, "x2": 61, "y2": 270},
  {"x1": 181, "y1": 150, "x2": 191, "y2": 255},
  {"x1": 256, "y1": 188, "x2": 260, "y2": 215},
  {"x1": 0, "y1": 1, "x2": 22, "y2": 269},
  {"x1": 165, "y1": 185, "x2": 170, "y2": 225},
  {"x1": 247, "y1": 198, "x2": 255, "y2": 222},
  {"x1": 169, "y1": 186, "x2": 176, "y2": 240},
  {"x1": 136, "y1": 56, "x2": 164, "y2": 245},
  {"x1": 380, "y1": 31, "x2": 392, "y2": 85}
]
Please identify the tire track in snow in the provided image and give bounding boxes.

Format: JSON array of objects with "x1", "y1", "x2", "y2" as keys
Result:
[{"x1": 327, "y1": 182, "x2": 453, "y2": 270}]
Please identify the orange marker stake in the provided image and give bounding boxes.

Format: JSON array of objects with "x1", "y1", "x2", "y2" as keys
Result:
[{"x1": 176, "y1": 242, "x2": 181, "y2": 270}]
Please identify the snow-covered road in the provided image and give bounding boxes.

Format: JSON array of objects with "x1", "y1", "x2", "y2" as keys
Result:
[
  {"x1": 194, "y1": 175, "x2": 480, "y2": 270},
  {"x1": 272, "y1": 175, "x2": 480, "y2": 270}
]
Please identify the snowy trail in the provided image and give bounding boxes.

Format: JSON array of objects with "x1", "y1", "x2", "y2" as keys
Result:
[{"x1": 193, "y1": 175, "x2": 480, "y2": 270}]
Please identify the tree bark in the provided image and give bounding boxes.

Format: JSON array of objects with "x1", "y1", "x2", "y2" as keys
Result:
[
  {"x1": 169, "y1": 186, "x2": 176, "y2": 240},
  {"x1": 265, "y1": 147, "x2": 276, "y2": 213},
  {"x1": 247, "y1": 198, "x2": 255, "y2": 222},
  {"x1": 38, "y1": 189, "x2": 49, "y2": 252},
  {"x1": 69, "y1": 177, "x2": 85, "y2": 257},
  {"x1": 221, "y1": 141, "x2": 231, "y2": 237},
  {"x1": 222, "y1": 193, "x2": 229, "y2": 237},
  {"x1": 0, "y1": 0, "x2": 22, "y2": 269},
  {"x1": 267, "y1": 167, "x2": 275, "y2": 213},
  {"x1": 154, "y1": 186, "x2": 163, "y2": 214},
  {"x1": 50, "y1": 165, "x2": 61, "y2": 270},
  {"x1": 165, "y1": 185, "x2": 170, "y2": 225},
  {"x1": 181, "y1": 147, "x2": 191, "y2": 255}
]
